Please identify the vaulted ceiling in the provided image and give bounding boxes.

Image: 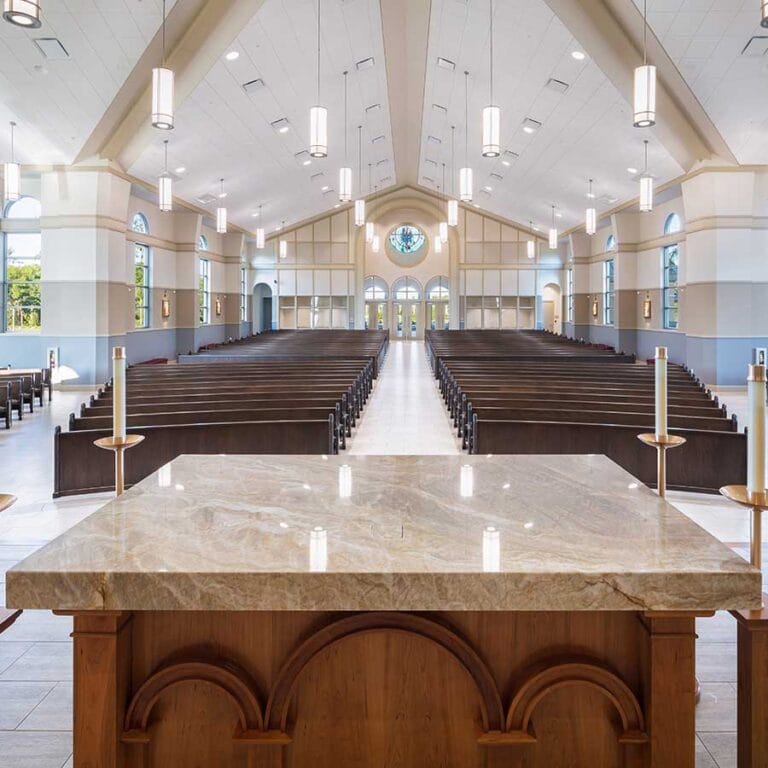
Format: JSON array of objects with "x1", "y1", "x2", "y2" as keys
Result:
[{"x1": 0, "y1": 0, "x2": 763, "y2": 235}]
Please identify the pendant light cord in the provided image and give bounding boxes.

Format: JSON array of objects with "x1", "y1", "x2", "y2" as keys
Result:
[
  {"x1": 552, "y1": 204, "x2": 555, "y2": 228},
  {"x1": 464, "y1": 71, "x2": 469, "y2": 164},
  {"x1": 643, "y1": 0, "x2": 647, "y2": 66},
  {"x1": 162, "y1": 0, "x2": 166, "y2": 66},
  {"x1": 489, "y1": 0, "x2": 494, "y2": 105},
  {"x1": 368, "y1": 162, "x2": 372, "y2": 196},
  {"x1": 343, "y1": 70, "x2": 348, "y2": 161},
  {"x1": 451, "y1": 125, "x2": 455, "y2": 196},
  {"x1": 644, "y1": 139, "x2": 649, "y2": 172},
  {"x1": 163, "y1": 139, "x2": 168, "y2": 172},
  {"x1": 9, "y1": 122, "x2": 14, "y2": 162},
  {"x1": 441, "y1": 163, "x2": 446, "y2": 203},
  {"x1": 357, "y1": 125, "x2": 362, "y2": 190},
  {"x1": 316, "y1": 0, "x2": 321, "y2": 102}
]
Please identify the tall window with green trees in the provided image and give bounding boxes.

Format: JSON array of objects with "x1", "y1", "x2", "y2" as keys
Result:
[{"x1": 134, "y1": 243, "x2": 150, "y2": 328}]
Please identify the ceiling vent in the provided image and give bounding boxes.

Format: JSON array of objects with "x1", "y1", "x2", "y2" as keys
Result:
[
  {"x1": 311, "y1": 172, "x2": 325, "y2": 182},
  {"x1": 376, "y1": 158, "x2": 388, "y2": 166},
  {"x1": 598, "y1": 194, "x2": 618, "y2": 205},
  {"x1": 372, "y1": 134, "x2": 385, "y2": 143},
  {"x1": 356, "y1": 57, "x2": 375, "y2": 71},
  {"x1": 196, "y1": 194, "x2": 216, "y2": 205},
  {"x1": 294, "y1": 150, "x2": 311, "y2": 166},
  {"x1": 365, "y1": 103, "x2": 381, "y2": 113},
  {"x1": 422, "y1": 176, "x2": 435, "y2": 184},
  {"x1": 490, "y1": 172, "x2": 503, "y2": 181},
  {"x1": 741, "y1": 36, "x2": 768, "y2": 56},
  {"x1": 380, "y1": 175, "x2": 392, "y2": 183},
  {"x1": 545, "y1": 77, "x2": 569, "y2": 94},
  {"x1": 522, "y1": 117, "x2": 542, "y2": 134},
  {"x1": 432, "y1": 103, "x2": 447, "y2": 114},
  {"x1": 425, "y1": 158, "x2": 438, "y2": 168},
  {"x1": 426, "y1": 135, "x2": 442, "y2": 145},
  {"x1": 242, "y1": 78, "x2": 265, "y2": 94},
  {"x1": 271, "y1": 118, "x2": 290, "y2": 133},
  {"x1": 322, "y1": 187, "x2": 336, "y2": 196},
  {"x1": 501, "y1": 150, "x2": 519, "y2": 166},
  {"x1": 436, "y1": 56, "x2": 455, "y2": 70},
  {"x1": 34, "y1": 38, "x2": 69, "y2": 59}
]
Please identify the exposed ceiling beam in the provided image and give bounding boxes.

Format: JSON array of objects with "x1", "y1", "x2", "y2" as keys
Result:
[
  {"x1": 380, "y1": 0, "x2": 431, "y2": 186},
  {"x1": 76, "y1": 0, "x2": 268, "y2": 170},
  {"x1": 542, "y1": 0, "x2": 735, "y2": 171}
]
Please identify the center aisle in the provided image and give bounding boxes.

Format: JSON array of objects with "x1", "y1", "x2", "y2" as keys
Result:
[{"x1": 348, "y1": 340, "x2": 461, "y2": 455}]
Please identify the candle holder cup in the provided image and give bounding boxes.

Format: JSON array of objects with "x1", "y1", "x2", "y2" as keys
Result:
[
  {"x1": 719, "y1": 485, "x2": 768, "y2": 572},
  {"x1": 637, "y1": 433, "x2": 687, "y2": 498},
  {"x1": 94, "y1": 434, "x2": 145, "y2": 497}
]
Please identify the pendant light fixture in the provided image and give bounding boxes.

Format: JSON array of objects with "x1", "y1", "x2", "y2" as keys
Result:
[
  {"x1": 448, "y1": 125, "x2": 458, "y2": 226},
  {"x1": 216, "y1": 178, "x2": 227, "y2": 234},
  {"x1": 309, "y1": 0, "x2": 327, "y2": 157},
  {"x1": 527, "y1": 222, "x2": 535, "y2": 259},
  {"x1": 354, "y1": 125, "x2": 365, "y2": 226},
  {"x1": 152, "y1": 0, "x2": 174, "y2": 130},
  {"x1": 338, "y1": 70, "x2": 352, "y2": 203},
  {"x1": 460, "y1": 71, "x2": 473, "y2": 202},
  {"x1": 549, "y1": 205, "x2": 558, "y2": 250},
  {"x1": 365, "y1": 163, "x2": 374, "y2": 243},
  {"x1": 255, "y1": 204, "x2": 265, "y2": 249},
  {"x1": 481, "y1": 0, "x2": 500, "y2": 157},
  {"x1": 439, "y1": 164, "x2": 448, "y2": 243},
  {"x1": 3, "y1": 0, "x2": 41, "y2": 28},
  {"x1": 762, "y1": 0, "x2": 768, "y2": 27},
  {"x1": 279, "y1": 221, "x2": 287, "y2": 259},
  {"x1": 585, "y1": 178, "x2": 596, "y2": 235},
  {"x1": 3, "y1": 122, "x2": 20, "y2": 203},
  {"x1": 639, "y1": 139, "x2": 653, "y2": 212},
  {"x1": 158, "y1": 139, "x2": 172, "y2": 212},
  {"x1": 633, "y1": 0, "x2": 656, "y2": 128},
  {"x1": 434, "y1": 226, "x2": 443, "y2": 253}
]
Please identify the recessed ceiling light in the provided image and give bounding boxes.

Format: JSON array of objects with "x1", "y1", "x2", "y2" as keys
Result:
[
  {"x1": 175, "y1": 166, "x2": 186, "y2": 174},
  {"x1": 271, "y1": 118, "x2": 290, "y2": 134},
  {"x1": 377, "y1": 158, "x2": 388, "y2": 166},
  {"x1": 522, "y1": 118, "x2": 542, "y2": 134},
  {"x1": 242, "y1": 78, "x2": 265, "y2": 94},
  {"x1": 321, "y1": 185, "x2": 329, "y2": 191},
  {"x1": 490, "y1": 172, "x2": 503, "y2": 181},
  {"x1": 252, "y1": 211, "x2": 260, "y2": 217},
  {"x1": 501, "y1": 151, "x2": 518, "y2": 166},
  {"x1": 572, "y1": 51, "x2": 586, "y2": 61},
  {"x1": 436, "y1": 56, "x2": 455, "y2": 71},
  {"x1": 427, "y1": 135, "x2": 441, "y2": 145},
  {"x1": 295, "y1": 150, "x2": 312, "y2": 167},
  {"x1": 225, "y1": 50, "x2": 240, "y2": 61},
  {"x1": 218, "y1": 191, "x2": 227, "y2": 199},
  {"x1": 627, "y1": 167, "x2": 638, "y2": 174},
  {"x1": 483, "y1": 185, "x2": 492, "y2": 192},
  {"x1": 276, "y1": 224, "x2": 282, "y2": 230},
  {"x1": 422, "y1": 176, "x2": 435, "y2": 184},
  {"x1": 365, "y1": 103, "x2": 381, "y2": 113},
  {"x1": 333, "y1": 203, "x2": 340, "y2": 208},
  {"x1": 473, "y1": 203, "x2": 481, "y2": 208},
  {"x1": 545, "y1": 78, "x2": 569, "y2": 94},
  {"x1": 425, "y1": 158, "x2": 437, "y2": 168},
  {"x1": 311, "y1": 172, "x2": 324, "y2": 181},
  {"x1": 587, "y1": 191, "x2": 596, "y2": 199},
  {"x1": 380, "y1": 175, "x2": 391, "y2": 183},
  {"x1": 372, "y1": 135, "x2": 385, "y2": 144},
  {"x1": 555, "y1": 212, "x2": 563, "y2": 219},
  {"x1": 356, "y1": 57, "x2": 375, "y2": 71},
  {"x1": 432, "y1": 103, "x2": 447, "y2": 114},
  {"x1": 34, "y1": 38, "x2": 69, "y2": 59},
  {"x1": 533, "y1": 225, "x2": 540, "y2": 231}
]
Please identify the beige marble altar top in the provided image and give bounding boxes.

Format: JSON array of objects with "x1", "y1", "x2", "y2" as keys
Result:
[{"x1": 6, "y1": 454, "x2": 761, "y2": 612}]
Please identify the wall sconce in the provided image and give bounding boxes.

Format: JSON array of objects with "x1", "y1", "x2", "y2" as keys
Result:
[
  {"x1": 643, "y1": 293, "x2": 652, "y2": 320},
  {"x1": 591, "y1": 299, "x2": 599, "y2": 318},
  {"x1": 215, "y1": 297, "x2": 222, "y2": 317},
  {"x1": 161, "y1": 293, "x2": 171, "y2": 318}
]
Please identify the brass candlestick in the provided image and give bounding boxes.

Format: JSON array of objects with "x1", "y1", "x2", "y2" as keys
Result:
[
  {"x1": 0, "y1": 493, "x2": 16, "y2": 513},
  {"x1": 637, "y1": 433, "x2": 687, "y2": 498},
  {"x1": 94, "y1": 434, "x2": 144, "y2": 496},
  {"x1": 719, "y1": 486, "x2": 768, "y2": 571}
]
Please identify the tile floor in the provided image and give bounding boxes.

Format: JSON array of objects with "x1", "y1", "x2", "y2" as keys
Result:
[{"x1": 0, "y1": 342, "x2": 759, "y2": 767}]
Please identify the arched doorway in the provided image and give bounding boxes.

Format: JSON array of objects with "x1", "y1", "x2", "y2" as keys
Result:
[
  {"x1": 363, "y1": 275, "x2": 388, "y2": 331},
  {"x1": 253, "y1": 283, "x2": 273, "y2": 333},
  {"x1": 391, "y1": 276, "x2": 423, "y2": 340},
  {"x1": 542, "y1": 283, "x2": 562, "y2": 334},
  {"x1": 425, "y1": 276, "x2": 450, "y2": 331}
]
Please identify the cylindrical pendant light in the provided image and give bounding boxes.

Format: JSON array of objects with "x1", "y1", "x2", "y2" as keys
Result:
[
  {"x1": 3, "y1": 0, "x2": 41, "y2": 27},
  {"x1": 439, "y1": 221, "x2": 448, "y2": 244},
  {"x1": 371, "y1": 233, "x2": 380, "y2": 254},
  {"x1": 634, "y1": 0, "x2": 656, "y2": 128},
  {"x1": 158, "y1": 139, "x2": 172, "y2": 212},
  {"x1": 3, "y1": 122, "x2": 20, "y2": 203},
  {"x1": 585, "y1": 178, "x2": 596, "y2": 235},
  {"x1": 152, "y1": 0, "x2": 174, "y2": 130},
  {"x1": 338, "y1": 71, "x2": 352, "y2": 202},
  {"x1": 354, "y1": 125, "x2": 365, "y2": 226},
  {"x1": 481, "y1": 1, "x2": 500, "y2": 157},
  {"x1": 448, "y1": 126, "x2": 459, "y2": 226},
  {"x1": 549, "y1": 205, "x2": 558, "y2": 249},
  {"x1": 434, "y1": 231, "x2": 443, "y2": 253},
  {"x1": 216, "y1": 178, "x2": 227, "y2": 234},
  {"x1": 527, "y1": 222, "x2": 535, "y2": 259},
  {"x1": 279, "y1": 221, "x2": 287, "y2": 258},
  {"x1": 256, "y1": 204, "x2": 265, "y2": 249},
  {"x1": 365, "y1": 221, "x2": 374, "y2": 243},
  {"x1": 762, "y1": 0, "x2": 768, "y2": 27},
  {"x1": 309, "y1": 0, "x2": 327, "y2": 158},
  {"x1": 639, "y1": 140, "x2": 653, "y2": 212},
  {"x1": 460, "y1": 71, "x2": 473, "y2": 202}
]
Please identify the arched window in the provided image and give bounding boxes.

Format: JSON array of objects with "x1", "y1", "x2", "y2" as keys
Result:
[
  {"x1": 131, "y1": 213, "x2": 149, "y2": 235},
  {"x1": 198, "y1": 234, "x2": 209, "y2": 251},
  {"x1": 363, "y1": 275, "x2": 388, "y2": 301},
  {"x1": 664, "y1": 213, "x2": 682, "y2": 235},
  {"x1": 391, "y1": 276, "x2": 422, "y2": 300},
  {"x1": 606, "y1": 234, "x2": 616, "y2": 251},
  {"x1": 425, "y1": 276, "x2": 450, "y2": 301},
  {"x1": 4, "y1": 196, "x2": 41, "y2": 219}
]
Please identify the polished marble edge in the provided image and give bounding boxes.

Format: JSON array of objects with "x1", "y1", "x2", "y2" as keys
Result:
[{"x1": 7, "y1": 454, "x2": 762, "y2": 612}]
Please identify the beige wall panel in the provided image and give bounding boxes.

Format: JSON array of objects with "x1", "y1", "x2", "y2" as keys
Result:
[
  {"x1": 331, "y1": 270, "x2": 348, "y2": 296},
  {"x1": 501, "y1": 270, "x2": 518, "y2": 296},
  {"x1": 331, "y1": 212, "x2": 349, "y2": 242},
  {"x1": 500, "y1": 242, "x2": 517, "y2": 263},
  {"x1": 465, "y1": 242, "x2": 483, "y2": 264},
  {"x1": 465, "y1": 211, "x2": 483, "y2": 241},
  {"x1": 315, "y1": 243, "x2": 331, "y2": 263},
  {"x1": 297, "y1": 242, "x2": 314, "y2": 264},
  {"x1": 519, "y1": 270, "x2": 536, "y2": 296},
  {"x1": 296, "y1": 270, "x2": 313, "y2": 296},
  {"x1": 501, "y1": 224, "x2": 518, "y2": 242},
  {"x1": 315, "y1": 269, "x2": 331, "y2": 295},
  {"x1": 465, "y1": 270, "x2": 482, "y2": 295},
  {"x1": 313, "y1": 218, "x2": 330, "y2": 241},
  {"x1": 331, "y1": 243, "x2": 348, "y2": 263},
  {"x1": 483, "y1": 242, "x2": 501, "y2": 263},
  {"x1": 297, "y1": 225, "x2": 313, "y2": 242},
  {"x1": 483, "y1": 217, "x2": 501, "y2": 242},
  {"x1": 279, "y1": 270, "x2": 296, "y2": 295},
  {"x1": 483, "y1": 270, "x2": 501, "y2": 295}
]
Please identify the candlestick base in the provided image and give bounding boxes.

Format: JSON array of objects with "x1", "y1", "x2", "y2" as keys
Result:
[
  {"x1": 94, "y1": 434, "x2": 144, "y2": 497},
  {"x1": 0, "y1": 494, "x2": 16, "y2": 513},
  {"x1": 637, "y1": 433, "x2": 687, "y2": 499},
  {"x1": 719, "y1": 485, "x2": 768, "y2": 572}
]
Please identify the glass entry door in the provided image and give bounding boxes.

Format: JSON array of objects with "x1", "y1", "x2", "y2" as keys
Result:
[
  {"x1": 393, "y1": 301, "x2": 421, "y2": 339},
  {"x1": 427, "y1": 301, "x2": 449, "y2": 330},
  {"x1": 364, "y1": 301, "x2": 387, "y2": 330}
]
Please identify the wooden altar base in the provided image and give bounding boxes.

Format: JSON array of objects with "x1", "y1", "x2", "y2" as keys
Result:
[{"x1": 68, "y1": 608, "x2": 706, "y2": 768}]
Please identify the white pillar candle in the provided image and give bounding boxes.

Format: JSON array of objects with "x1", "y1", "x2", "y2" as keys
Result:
[
  {"x1": 747, "y1": 364, "x2": 766, "y2": 496},
  {"x1": 482, "y1": 526, "x2": 500, "y2": 572},
  {"x1": 655, "y1": 346, "x2": 668, "y2": 438},
  {"x1": 112, "y1": 346, "x2": 126, "y2": 441}
]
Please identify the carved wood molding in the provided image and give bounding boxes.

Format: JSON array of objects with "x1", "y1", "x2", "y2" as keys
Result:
[
  {"x1": 122, "y1": 659, "x2": 265, "y2": 743},
  {"x1": 501, "y1": 661, "x2": 648, "y2": 745},
  {"x1": 265, "y1": 611, "x2": 505, "y2": 732}
]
